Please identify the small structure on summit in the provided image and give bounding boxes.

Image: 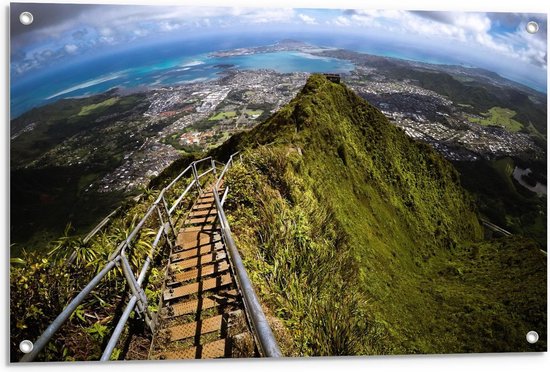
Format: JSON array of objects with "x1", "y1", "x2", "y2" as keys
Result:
[{"x1": 323, "y1": 73, "x2": 341, "y2": 83}]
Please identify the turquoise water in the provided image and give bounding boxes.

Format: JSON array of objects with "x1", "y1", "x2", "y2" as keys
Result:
[
  {"x1": 214, "y1": 51, "x2": 354, "y2": 73},
  {"x1": 11, "y1": 50, "x2": 354, "y2": 119}
]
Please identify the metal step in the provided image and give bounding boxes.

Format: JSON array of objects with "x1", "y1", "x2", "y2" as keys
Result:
[
  {"x1": 198, "y1": 197, "x2": 215, "y2": 204},
  {"x1": 180, "y1": 224, "x2": 215, "y2": 232},
  {"x1": 164, "y1": 273, "x2": 233, "y2": 301},
  {"x1": 192, "y1": 203, "x2": 215, "y2": 211},
  {"x1": 177, "y1": 230, "x2": 219, "y2": 247},
  {"x1": 167, "y1": 260, "x2": 230, "y2": 285},
  {"x1": 189, "y1": 208, "x2": 217, "y2": 217},
  {"x1": 175, "y1": 236, "x2": 222, "y2": 252},
  {"x1": 170, "y1": 242, "x2": 224, "y2": 262},
  {"x1": 186, "y1": 215, "x2": 217, "y2": 225},
  {"x1": 165, "y1": 314, "x2": 224, "y2": 342},
  {"x1": 169, "y1": 251, "x2": 227, "y2": 272},
  {"x1": 161, "y1": 290, "x2": 239, "y2": 318},
  {"x1": 158, "y1": 337, "x2": 228, "y2": 360}
]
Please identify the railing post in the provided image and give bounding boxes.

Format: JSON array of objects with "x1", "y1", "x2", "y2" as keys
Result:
[
  {"x1": 211, "y1": 158, "x2": 217, "y2": 177},
  {"x1": 161, "y1": 195, "x2": 178, "y2": 241},
  {"x1": 220, "y1": 186, "x2": 229, "y2": 207},
  {"x1": 192, "y1": 162, "x2": 202, "y2": 192},
  {"x1": 156, "y1": 206, "x2": 171, "y2": 250},
  {"x1": 120, "y1": 255, "x2": 153, "y2": 331},
  {"x1": 100, "y1": 295, "x2": 138, "y2": 361}
]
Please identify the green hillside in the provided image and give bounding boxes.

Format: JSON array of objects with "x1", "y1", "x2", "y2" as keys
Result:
[{"x1": 214, "y1": 74, "x2": 546, "y2": 355}]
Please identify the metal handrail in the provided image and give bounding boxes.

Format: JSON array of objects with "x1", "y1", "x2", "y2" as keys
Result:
[
  {"x1": 212, "y1": 153, "x2": 282, "y2": 357},
  {"x1": 20, "y1": 157, "x2": 214, "y2": 362}
]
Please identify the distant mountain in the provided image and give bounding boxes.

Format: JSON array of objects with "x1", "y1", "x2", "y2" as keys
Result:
[
  {"x1": 313, "y1": 49, "x2": 547, "y2": 134},
  {"x1": 212, "y1": 74, "x2": 546, "y2": 354}
]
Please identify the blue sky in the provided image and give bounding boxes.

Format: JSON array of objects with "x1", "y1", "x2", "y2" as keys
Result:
[{"x1": 10, "y1": 4, "x2": 547, "y2": 91}]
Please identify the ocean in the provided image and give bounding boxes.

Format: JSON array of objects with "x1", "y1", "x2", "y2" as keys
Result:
[
  {"x1": 10, "y1": 31, "x2": 546, "y2": 119},
  {"x1": 10, "y1": 33, "x2": 357, "y2": 119}
]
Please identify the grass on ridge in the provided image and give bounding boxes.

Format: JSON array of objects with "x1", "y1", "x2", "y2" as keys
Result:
[{"x1": 468, "y1": 106, "x2": 523, "y2": 132}]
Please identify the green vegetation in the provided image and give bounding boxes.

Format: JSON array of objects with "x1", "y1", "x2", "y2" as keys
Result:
[
  {"x1": 161, "y1": 131, "x2": 203, "y2": 153},
  {"x1": 454, "y1": 157, "x2": 547, "y2": 248},
  {"x1": 187, "y1": 118, "x2": 215, "y2": 131},
  {"x1": 385, "y1": 65, "x2": 547, "y2": 135},
  {"x1": 78, "y1": 97, "x2": 120, "y2": 116},
  {"x1": 10, "y1": 164, "x2": 131, "y2": 256},
  {"x1": 468, "y1": 107, "x2": 523, "y2": 132},
  {"x1": 209, "y1": 111, "x2": 237, "y2": 121},
  {"x1": 243, "y1": 109, "x2": 263, "y2": 117},
  {"x1": 10, "y1": 91, "x2": 156, "y2": 253},
  {"x1": 525, "y1": 122, "x2": 546, "y2": 142},
  {"x1": 11, "y1": 91, "x2": 147, "y2": 168},
  {"x1": 216, "y1": 74, "x2": 546, "y2": 355}
]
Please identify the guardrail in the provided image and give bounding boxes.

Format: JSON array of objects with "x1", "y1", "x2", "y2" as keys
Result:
[
  {"x1": 21, "y1": 157, "x2": 218, "y2": 362},
  {"x1": 479, "y1": 217, "x2": 512, "y2": 237}
]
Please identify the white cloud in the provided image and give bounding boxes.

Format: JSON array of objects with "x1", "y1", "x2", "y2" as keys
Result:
[
  {"x1": 99, "y1": 27, "x2": 113, "y2": 37},
  {"x1": 99, "y1": 36, "x2": 116, "y2": 45},
  {"x1": 159, "y1": 22, "x2": 181, "y2": 32},
  {"x1": 329, "y1": 10, "x2": 546, "y2": 68},
  {"x1": 233, "y1": 8, "x2": 295, "y2": 24},
  {"x1": 298, "y1": 14, "x2": 317, "y2": 25},
  {"x1": 133, "y1": 28, "x2": 149, "y2": 37},
  {"x1": 333, "y1": 16, "x2": 351, "y2": 27},
  {"x1": 64, "y1": 44, "x2": 78, "y2": 54},
  {"x1": 495, "y1": 25, "x2": 548, "y2": 68},
  {"x1": 454, "y1": 13, "x2": 491, "y2": 33}
]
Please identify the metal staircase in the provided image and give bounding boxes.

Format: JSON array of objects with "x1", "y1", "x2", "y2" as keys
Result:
[{"x1": 20, "y1": 154, "x2": 281, "y2": 362}]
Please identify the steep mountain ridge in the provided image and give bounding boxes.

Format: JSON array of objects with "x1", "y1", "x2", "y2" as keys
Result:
[
  {"x1": 218, "y1": 74, "x2": 482, "y2": 252},
  {"x1": 214, "y1": 74, "x2": 546, "y2": 354}
]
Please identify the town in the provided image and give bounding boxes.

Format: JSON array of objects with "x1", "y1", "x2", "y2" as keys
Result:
[{"x1": 93, "y1": 65, "x2": 544, "y2": 193}]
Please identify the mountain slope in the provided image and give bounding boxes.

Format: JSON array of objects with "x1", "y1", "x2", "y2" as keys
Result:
[{"x1": 214, "y1": 74, "x2": 546, "y2": 355}]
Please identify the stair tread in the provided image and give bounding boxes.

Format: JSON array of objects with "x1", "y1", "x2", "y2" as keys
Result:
[
  {"x1": 181, "y1": 224, "x2": 215, "y2": 232},
  {"x1": 176, "y1": 233, "x2": 221, "y2": 253},
  {"x1": 161, "y1": 290, "x2": 239, "y2": 318},
  {"x1": 193, "y1": 201, "x2": 215, "y2": 210},
  {"x1": 198, "y1": 197, "x2": 215, "y2": 203},
  {"x1": 171, "y1": 242, "x2": 224, "y2": 262},
  {"x1": 189, "y1": 208, "x2": 217, "y2": 217},
  {"x1": 167, "y1": 260, "x2": 230, "y2": 285},
  {"x1": 169, "y1": 251, "x2": 226, "y2": 272},
  {"x1": 165, "y1": 315, "x2": 224, "y2": 342},
  {"x1": 164, "y1": 273, "x2": 233, "y2": 300},
  {"x1": 158, "y1": 337, "x2": 227, "y2": 360},
  {"x1": 186, "y1": 216, "x2": 217, "y2": 225}
]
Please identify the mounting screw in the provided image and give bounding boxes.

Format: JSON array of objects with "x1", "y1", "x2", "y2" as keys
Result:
[
  {"x1": 19, "y1": 12, "x2": 33, "y2": 25},
  {"x1": 526, "y1": 331, "x2": 539, "y2": 344},
  {"x1": 526, "y1": 21, "x2": 539, "y2": 34},
  {"x1": 19, "y1": 340, "x2": 33, "y2": 353}
]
